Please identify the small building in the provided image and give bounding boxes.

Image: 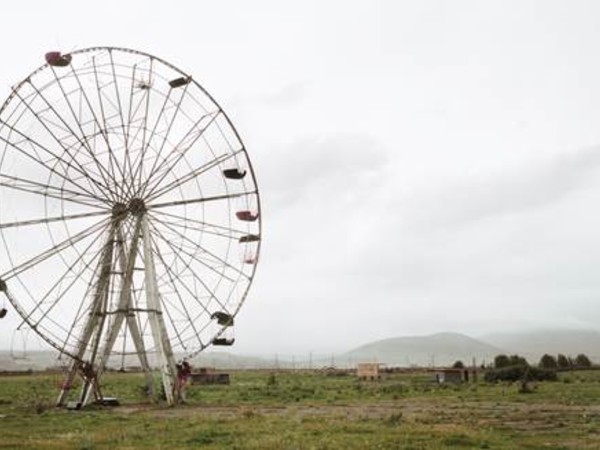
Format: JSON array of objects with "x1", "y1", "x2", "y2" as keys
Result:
[
  {"x1": 434, "y1": 368, "x2": 468, "y2": 384},
  {"x1": 357, "y1": 363, "x2": 381, "y2": 380},
  {"x1": 190, "y1": 367, "x2": 230, "y2": 385}
]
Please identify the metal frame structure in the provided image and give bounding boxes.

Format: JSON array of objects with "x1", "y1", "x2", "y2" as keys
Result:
[{"x1": 0, "y1": 47, "x2": 261, "y2": 406}]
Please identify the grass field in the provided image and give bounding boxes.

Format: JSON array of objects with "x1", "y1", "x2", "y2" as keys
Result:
[{"x1": 1, "y1": 369, "x2": 600, "y2": 449}]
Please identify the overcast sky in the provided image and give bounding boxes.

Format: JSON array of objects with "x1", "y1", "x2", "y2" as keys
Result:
[{"x1": 2, "y1": 0, "x2": 600, "y2": 356}]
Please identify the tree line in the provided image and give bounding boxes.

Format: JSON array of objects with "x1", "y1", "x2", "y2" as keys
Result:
[
  {"x1": 480, "y1": 353, "x2": 594, "y2": 383},
  {"x1": 492, "y1": 353, "x2": 592, "y2": 370}
]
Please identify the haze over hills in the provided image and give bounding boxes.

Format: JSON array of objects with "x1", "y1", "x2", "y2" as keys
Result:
[
  {"x1": 343, "y1": 332, "x2": 503, "y2": 367},
  {"x1": 3, "y1": 329, "x2": 600, "y2": 371},
  {"x1": 481, "y1": 329, "x2": 600, "y2": 363}
]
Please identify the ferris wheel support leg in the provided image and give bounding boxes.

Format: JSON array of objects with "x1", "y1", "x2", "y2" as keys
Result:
[
  {"x1": 141, "y1": 213, "x2": 179, "y2": 406},
  {"x1": 93, "y1": 221, "x2": 155, "y2": 398},
  {"x1": 126, "y1": 314, "x2": 156, "y2": 396},
  {"x1": 56, "y1": 222, "x2": 117, "y2": 407}
]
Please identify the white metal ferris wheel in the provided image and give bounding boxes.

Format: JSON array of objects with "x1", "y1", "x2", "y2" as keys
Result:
[{"x1": 0, "y1": 47, "x2": 261, "y2": 406}]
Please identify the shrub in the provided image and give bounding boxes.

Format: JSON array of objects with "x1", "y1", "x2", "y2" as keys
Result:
[
  {"x1": 484, "y1": 365, "x2": 557, "y2": 383},
  {"x1": 266, "y1": 373, "x2": 277, "y2": 387},
  {"x1": 539, "y1": 354, "x2": 558, "y2": 369},
  {"x1": 557, "y1": 354, "x2": 571, "y2": 369},
  {"x1": 452, "y1": 360, "x2": 465, "y2": 369},
  {"x1": 494, "y1": 354, "x2": 528, "y2": 369},
  {"x1": 575, "y1": 354, "x2": 592, "y2": 368},
  {"x1": 494, "y1": 354, "x2": 510, "y2": 368},
  {"x1": 508, "y1": 355, "x2": 529, "y2": 367}
]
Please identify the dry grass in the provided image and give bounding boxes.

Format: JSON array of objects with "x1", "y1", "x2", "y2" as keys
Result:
[{"x1": 1, "y1": 369, "x2": 600, "y2": 448}]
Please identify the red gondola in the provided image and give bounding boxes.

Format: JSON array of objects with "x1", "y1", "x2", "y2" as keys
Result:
[
  {"x1": 45, "y1": 52, "x2": 72, "y2": 67},
  {"x1": 236, "y1": 211, "x2": 259, "y2": 222}
]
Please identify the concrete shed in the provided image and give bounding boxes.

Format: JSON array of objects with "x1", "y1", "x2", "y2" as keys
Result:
[{"x1": 357, "y1": 363, "x2": 382, "y2": 380}]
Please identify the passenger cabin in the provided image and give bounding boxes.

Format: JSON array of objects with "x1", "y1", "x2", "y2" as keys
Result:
[
  {"x1": 169, "y1": 76, "x2": 191, "y2": 88},
  {"x1": 211, "y1": 311, "x2": 234, "y2": 326},
  {"x1": 236, "y1": 211, "x2": 259, "y2": 222},
  {"x1": 45, "y1": 52, "x2": 72, "y2": 67},
  {"x1": 212, "y1": 337, "x2": 235, "y2": 346},
  {"x1": 239, "y1": 234, "x2": 260, "y2": 243},
  {"x1": 223, "y1": 168, "x2": 247, "y2": 180}
]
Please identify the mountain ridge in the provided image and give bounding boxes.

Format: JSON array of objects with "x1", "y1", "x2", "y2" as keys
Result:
[
  {"x1": 3, "y1": 328, "x2": 600, "y2": 370},
  {"x1": 344, "y1": 331, "x2": 504, "y2": 367}
]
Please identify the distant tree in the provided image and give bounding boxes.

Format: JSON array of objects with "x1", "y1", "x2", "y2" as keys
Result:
[
  {"x1": 557, "y1": 354, "x2": 571, "y2": 369},
  {"x1": 494, "y1": 354, "x2": 510, "y2": 368},
  {"x1": 484, "y1": 365, "x2": 557, "y2": 383},
  {"x1": 539, "y1": 354, "x2": 557, "y2": 369},
  {"x1": 508, "y1": 355, "x2": 529, "y2": 367},
  {"x1": 574, "y1": 354, "x2": 592, "y2": 368},
  {"x1": 452, "y1": 360, "x2": 465, "y2": 369}
]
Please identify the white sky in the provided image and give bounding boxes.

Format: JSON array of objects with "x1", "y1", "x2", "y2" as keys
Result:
[{"x1": 2, "y1": 0, "x2": 600, "y2": 355}]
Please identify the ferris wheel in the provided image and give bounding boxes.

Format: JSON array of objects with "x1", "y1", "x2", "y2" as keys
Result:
[{"x1": 0, "y1": 47, "x2": 261, "y2": 406}]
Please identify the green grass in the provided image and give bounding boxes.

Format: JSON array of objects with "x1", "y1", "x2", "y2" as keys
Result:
[{"x1": 1, "y1": 369, "x2": 600, "y2": 448}]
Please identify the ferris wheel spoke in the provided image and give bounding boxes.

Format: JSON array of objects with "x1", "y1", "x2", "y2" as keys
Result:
[
  {"x1": 149, "y1": 219, "x2": 236, "y2": 285},
  {"x1": 150, "y1": 211, "x2": 248, "y2": 240},
  {"x1": 130, "y1": 88, "x2": 173, "y2": 195},
  {"x1": 133, "y1": 84, "x2": 189, "y2": 198},
  {"x1": 108, "y1": 50, "x2": 135, "y2": 199},
  {"x1": 0, "y1": 123, "x2": 112, "y2": 204},
  {"x1": 159, "y1": 294, "x2": 189, "y2": 351},
  {"x1": 147, "y1": 190, "x2": 256, "y2": 211},
  {"x1": 138, "y1": 59, "x2": 154, "y2": 189},
  {"x1": 150, "y1": 213, "x2": 249, "y2": 282},
  {"x1": 22, "y1": 227, "x2": 103, "y2": 328},
  {"x1": 144, "y1": 149, "x2": 229, "y2": 202},
  {"x1": 12, "y1": 87, "x2": 118, "y2": 200},
  {"x1": 145, "y1": 149, "x2": 244, "y2": 202},
  {"x1": 146, "y1": 232, "x2": 210, "y2": 351},
  {"x1": 123, "y1": 64, "x2": 138, "y2": 195},
  {"x1": 60, "y1": 254, "x2": 103, "y2": 356},
  {"x1": 0, "y1": 173, "x2": 109, "y2": 209},
  {"x1": 0, "y1": 209, "x2": 109, "y2": 230},
  {"x1": 152, "y1": 242, "x2": 207, "y2": 349},
  {"x1": 149, "y1": 226, "x2": 229, "y2": 317},
  {"x1": 45, "y1": 68, "x2": 117, "y2": 197},
  {"x1": 136, "y1": 83, "x2": 193, "y2": 197},
  {"x1": 88, "y1": 57, "x2": 129, "y2": 202},
  {"x1": 0, "y1": 215, "x2": 111, "y2": 280},
  {"x1": 180, "y1": 312, "x2": 212, "y2": 346},
  {"x1": 82, "y1": 57, "x2": 130, "y2": 200},
  {"x1": 140, "y1": 110, "x2": 221, "y2": 198}
]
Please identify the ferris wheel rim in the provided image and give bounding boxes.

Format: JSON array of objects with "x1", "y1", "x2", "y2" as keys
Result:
[{"x1": 0, "y1": 47, "x2": 262, "y2": 362}]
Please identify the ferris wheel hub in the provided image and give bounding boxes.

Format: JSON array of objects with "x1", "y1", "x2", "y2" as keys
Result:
[
  {"x1": 128, "y1": 198, "x2": 146, "y2": 216},
  {"x1": 111, "y1": 203, "x2": 128, "y2": 218}
]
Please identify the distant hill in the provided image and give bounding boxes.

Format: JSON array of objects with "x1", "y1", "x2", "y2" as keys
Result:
[
  {"x1": 7, "y1": 329, "x2": 600, "y2": 372},
  {"x1": 0, "y1": 350, "x2": 289, "y2": 372},
  {"x1": 189, "y1": 351, "x2": 285, "y2": 369},
  {"x1": 0, "y1": 350, "x2": 63, "y2": 372},
  {"x1": 344, "y1": 332, "x2": 504, "y2": 367},
  {"x1": 481, "y1": 329, "x2": 600, "y2": 363}
]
